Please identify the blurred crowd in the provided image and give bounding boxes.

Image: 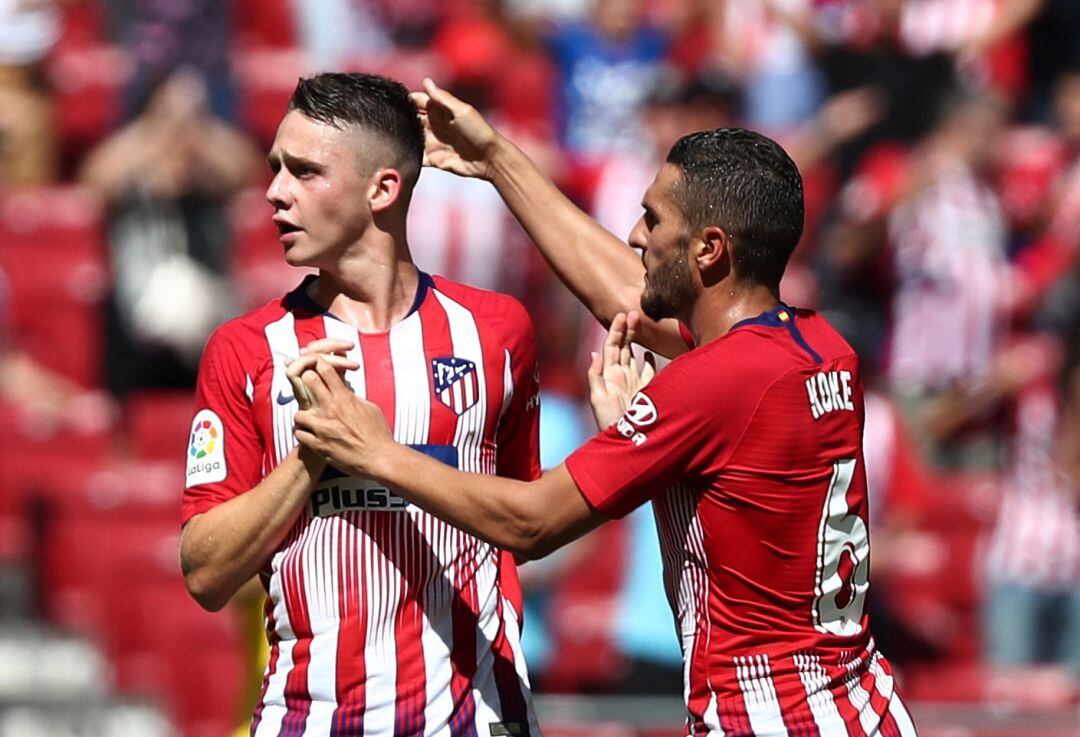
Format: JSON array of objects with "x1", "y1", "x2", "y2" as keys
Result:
[{"x1": 2, "y1": 0, "x2": 1080, "y2": 709}]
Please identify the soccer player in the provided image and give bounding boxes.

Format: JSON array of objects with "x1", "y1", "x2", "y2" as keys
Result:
[
  {"x1": 178, "y1": 73, "x2": 542, "y2": 737},
  {"x1": 289, "y1": 82, "x2": 919, "y2": 736}
]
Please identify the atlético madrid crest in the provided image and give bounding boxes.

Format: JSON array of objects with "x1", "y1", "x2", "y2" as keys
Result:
[{"x1": 431, "y1": 357, "x2": 479, "y2": 416}]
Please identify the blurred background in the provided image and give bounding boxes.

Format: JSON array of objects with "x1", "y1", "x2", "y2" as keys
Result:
[{"x1": 1, "y1": 0, "x2": 1079, "y2": 735}]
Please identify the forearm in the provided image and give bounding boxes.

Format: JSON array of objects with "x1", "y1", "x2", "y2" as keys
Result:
[
  {"x1": 488, "y1": 140, "x2": 688, "y2": 356},
  {"x1": 365, "y1": 443, "x2": 590, "y2": 560},
  {"x1": 180, "y1": 446, "x2": 325, "y2": 610},
  {"x1": 488, "y1": 140, "x2": 643, "y2": 323}
]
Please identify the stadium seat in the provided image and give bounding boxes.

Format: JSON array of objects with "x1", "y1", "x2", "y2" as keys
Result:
[
  {"x1": 0, "y1": 187, "x2": 108, "y2": 387},
  {"x1": 125, "y1": 391, "x2": 196, "y2": 461},
  {"x1": 47, "y1": 3, "x2": 128, "y2": 164}
]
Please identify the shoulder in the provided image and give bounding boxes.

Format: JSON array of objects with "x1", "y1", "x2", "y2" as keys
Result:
[
  {"x1": 200, "y1": 294, "x2": 291, "y2": 369},
  {"x1": 431, "y1": 276, "x2": 535, "y2": 347}
]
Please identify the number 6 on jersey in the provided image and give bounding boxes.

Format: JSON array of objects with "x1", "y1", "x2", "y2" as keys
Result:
[{"x1": 812, "y1": 458, "x2": 870, "y2": 636}]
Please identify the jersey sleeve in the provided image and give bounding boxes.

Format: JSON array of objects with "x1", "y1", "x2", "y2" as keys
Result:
[
  {"x1": 181, "y1": 326, "x2": 264, "y2": 526},
  {"x1": 495, "y1": 302, "x2": 541, "y2": 483},
  {"x1": 564, "y1": 349, "x2": 753, "y2": 518}
]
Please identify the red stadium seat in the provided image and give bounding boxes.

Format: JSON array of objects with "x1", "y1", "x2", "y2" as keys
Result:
[
  {"x1": 126, "y1": 391, "x2": 196, "y2": 461},
  {"x1": 231, "y1": 0, "x2": 297, "y2": 48},
  {"x1": 47, "y1": 3, "x2": 128, "y2": 164},
  {"x1": 0, "y1": 187, "x2": 109, "y2": 388},
  {"x1": 233, "y1": 48, "x2": 305, "y2": 148}
]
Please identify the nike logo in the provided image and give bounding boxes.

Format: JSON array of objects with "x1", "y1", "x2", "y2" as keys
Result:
[{"x1": 276, "y1": 391, "x2": 296, "y2": 405}]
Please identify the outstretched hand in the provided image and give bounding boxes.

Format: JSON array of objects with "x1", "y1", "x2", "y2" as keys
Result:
[
  {"x1": 411, "y1": 77, "x2": 503, "y2": 180},
  {"x1": 587, "y1": 312, "x2": 656, "y2": 430},
  {"x1": 292, "y1": 358, "x2": 395, "y2": 479}
]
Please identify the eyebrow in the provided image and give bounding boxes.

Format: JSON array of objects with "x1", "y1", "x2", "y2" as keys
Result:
[{"x1": 267, "y1": 151, "x2": 323, "y2": 172}]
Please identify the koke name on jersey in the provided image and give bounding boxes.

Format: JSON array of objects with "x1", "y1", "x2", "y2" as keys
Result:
[{"x1": 806, "y1": 370, "x2": 855, "y2": 419}]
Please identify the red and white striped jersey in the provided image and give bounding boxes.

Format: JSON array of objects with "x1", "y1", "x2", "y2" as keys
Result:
[
  {"x1": 985, "y1": 378, "x2": 1080, "y2": 591},
  {"x1": 182, "y1": 273, "x2": 542, "y2": 737},
  {"x1": 566, "y1": 306, "x2": 918, "y2": 737},
  {"x1": 886, "y1": 159, "x2": 1009, "y2": 393}
]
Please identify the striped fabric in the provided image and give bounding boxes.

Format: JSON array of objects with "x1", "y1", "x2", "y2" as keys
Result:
[
  {"x1": 984, "y1": 380, "x2": 1080, "y2": 591},
  {"x1": 183, "y1": 273, "x2": 541, "y2": 737},
  {"x1": 886, "y1": 160, "x2": 1009, "y2": 393}
]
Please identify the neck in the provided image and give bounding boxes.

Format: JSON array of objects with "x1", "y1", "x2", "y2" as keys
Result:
[
  {"x1": 684, "y1": 281, "x2": 780, "y2": 346},
  {"x1": 313, "y1": 228, "x2": 419, "y2": 333}
]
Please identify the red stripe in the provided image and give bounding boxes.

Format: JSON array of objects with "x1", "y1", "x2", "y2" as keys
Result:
[
  {"x1": 490, "y1": 594, "x2": 530, "y2": 735},
  {"x1": 878, "y1": 706, "x2": 902, "y2": 737},
  {"x1": 279, "y1": 530, "x2": 315, "y2": 736},
  {"x1": 777, "y1": 665, "x2": 822, "y2": 737},
  {"x1": 417, "y1": 291, "x2": 457, "y2": 441},
  {"x1": 332, "y1": 514, "x2": 367, "y2": 735},
  {"x1": 393, "y1": 513, "x2": 428, "y2": 737},
  {"x1": 477, "y1": 318, "x2": 506, "y2": 441},
  {"x1": 829, "y1": 664, "x2": 869, "y2": 737},
  {"x1": 449, "y1": 532, "x2": 481, "y2": 737},
  {"x1": 360, "y1": 332, "x2": 396, "y2": 432},
  {"x1": 859, "y1": 659, "x2": 891, "y2": 729},
  {"x1": 716, "y1": 691, "x2": 753, "y2": 737},
  {"x1": 251, "y1": 591, "x2": 279, "y2": 734}
]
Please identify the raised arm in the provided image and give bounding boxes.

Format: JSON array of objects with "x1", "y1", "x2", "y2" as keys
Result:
[{"x1": 414, "y1": 78, "x2": 689, "y2": 358}]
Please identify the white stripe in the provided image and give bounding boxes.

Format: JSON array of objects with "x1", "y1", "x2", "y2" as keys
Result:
[
  {"x1": 389, "y1": 311, "x2": 430, "y2": 445},
  {"x1": 886, "y1": 690, "x2": 919, "y2": 737},
  {"x1": 253, "y1": 549, "x2": 298, "y2": 737},
  {"x1": 452, "y1": 382, "x2": 465, "y2": 416},
  {"x1": 701, "y1": 684, "x2": 724, "y2": 737},
  {"x1": 322, "y1": 317, "x2": 365, "y2": 398},
  {"x1": 421, "y1": 559, "x2": 456, "y2": 737},
  {"x1": 434, "y1": 291, "x2": 487, "y2": 473},
  {"x1": 472, "y1": 559, "x2": 505, "y2": 729},
  {"x1": 363, "y1": 520, "x2": 399, "y2": 737},
  {"x1": 499, "y1": 349, "x2": 514, "y2": 423},
  {"x1": 841, "y1": 660, "x2": 879, "y2": 737},
  {"x1": 500, "y1": 596, "x2": 542, "y2": 736},
  {"x1": 794, "y1": 652, "x2": 846, "y2": 737},
  {"x1": 265, "y1": 313, "x2": 301, "y2": 464},
  {"x1": 735, "y1": 655, "x2": 788, "y2": 737},
  {"x1": 303, "y1": 517, "x2": 341, "y2": 735}
]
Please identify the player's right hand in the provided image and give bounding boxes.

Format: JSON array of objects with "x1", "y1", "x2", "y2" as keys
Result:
[
  {"x1": 587, "y1": 312, "x2": 656, "y2": 430},
  {"x1": 285, "y1": 339, "x2": 359, "y2": 411},
  {"x1": 411, "y1": 78, "x2": 503, "y2": 180}
]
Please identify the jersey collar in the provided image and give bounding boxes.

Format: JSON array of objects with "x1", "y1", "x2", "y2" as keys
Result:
[
  {"x1": 729, "y1": 304, "x2": 823, "y2": 364},
  {"x1": 285, "y1": 271, "x2": 435, "y2": 326}
]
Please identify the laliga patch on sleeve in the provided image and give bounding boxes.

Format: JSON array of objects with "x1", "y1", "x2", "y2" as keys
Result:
[{"x1": 186, "y1": 409, "x2": 227, "y2": 487}]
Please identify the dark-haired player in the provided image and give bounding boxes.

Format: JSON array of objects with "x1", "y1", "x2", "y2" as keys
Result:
[
  {"x1": 292, "y1": 81, "x2": 918, "y2": 736},
  {"x1": 179, "y1": 73, "x2": 542, "y2": 737}
]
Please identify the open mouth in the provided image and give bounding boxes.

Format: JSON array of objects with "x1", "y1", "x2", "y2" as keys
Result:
[{"x1": 276, "y1": 221, "x2": 302, "y2": 236}]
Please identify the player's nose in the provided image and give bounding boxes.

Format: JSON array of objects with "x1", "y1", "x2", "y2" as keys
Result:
[
  {"x1": 266, "y1": 171, "x2": 292, "y2": 210},
  {"x1": 628, "y1": 216, "x2": 648, "y2": 251}
]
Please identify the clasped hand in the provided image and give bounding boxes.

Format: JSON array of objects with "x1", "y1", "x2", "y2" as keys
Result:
[
  {"x1": 587, "y1": 312, "x2": 656, "y2": 429},
  {"x1": 285, "y1": 339, "x2": 392, "y2": 478}
]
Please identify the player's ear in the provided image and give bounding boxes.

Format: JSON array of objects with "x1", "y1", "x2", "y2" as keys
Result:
[
  {"x1": 695, "y1": 225, "x2": 730, "y2": 280},
  {"x1": 368, "y1": 168, "x2": 404, "y2": 213}
]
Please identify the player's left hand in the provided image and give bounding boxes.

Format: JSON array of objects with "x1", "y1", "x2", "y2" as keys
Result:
[
  {"x1": 587, "y1": 311, "x2": 656, "y2": 430},
  {"x1": 293, "y1": 357, "x2": 395, "y2": 479}
]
